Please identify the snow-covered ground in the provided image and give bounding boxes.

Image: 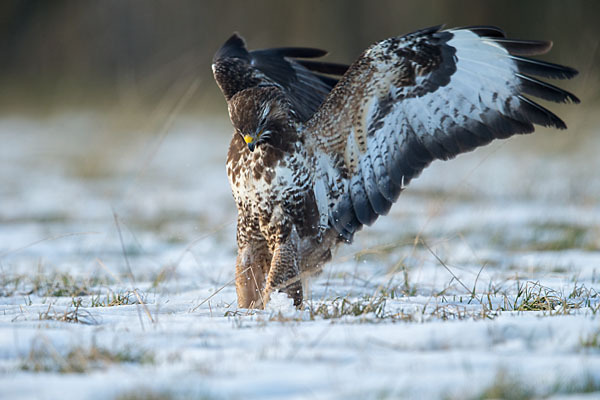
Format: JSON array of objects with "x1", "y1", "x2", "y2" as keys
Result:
[{"x1": 1, "y1": 113, "x2": 599, "y2": 399}]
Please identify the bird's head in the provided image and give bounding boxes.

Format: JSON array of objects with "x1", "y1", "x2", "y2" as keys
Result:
[{"x1": 228, "y1": 86, "x2": 291, "y2": 152}]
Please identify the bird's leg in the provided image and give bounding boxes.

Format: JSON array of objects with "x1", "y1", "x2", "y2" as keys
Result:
[
  {"x1": 235, "y1": 240, "x2": 270, "y2": 309},
  {"x1": 261, "y1": 232, "x2": 302, "y2": 309}
]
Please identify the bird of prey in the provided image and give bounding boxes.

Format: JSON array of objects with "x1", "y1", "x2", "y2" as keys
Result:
[{"x1": 212, "y1": 25, "x2": 579, "y2": 309}]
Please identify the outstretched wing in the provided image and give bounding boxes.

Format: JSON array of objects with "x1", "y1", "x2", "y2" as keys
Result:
[
  {"x1": 306, "y1": 26, "x2": 579, "y2": 241},
  {"x1": 212, "y1": 33, "x2": 348, "y2": 122}
]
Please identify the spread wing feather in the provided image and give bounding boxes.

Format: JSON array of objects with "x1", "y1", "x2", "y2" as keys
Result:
[
  {"x1": 306, "y1": 26, "x2": 579, "y2": 241},
  {"x1": 212, "y1": 33, "x2": 349, "y2": 121}
]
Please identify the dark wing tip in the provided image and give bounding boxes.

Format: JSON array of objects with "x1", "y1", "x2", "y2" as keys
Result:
[
  {"x1": 267, "y1": 47, "x2": 329, "y2": 58},
  {"x1": 213, "y1": 32, "x2": 250, "y2": 63},
  {"x1": 463, "y1": 25, "x2": 507, "y2": 38},
  {"x1": 517, "y1": 73, "x2": 581, "y2": 104},
  {"x1": 512, "y1": 56, "x2": 579, "y2": 80},
  {"x1": 561, "y1": 65, "x2": 579, "y2": 79},
  {"x1": 230, "y1": 32, "x2": 246, "y2": 43},
  {"x1": 517, "y1": 95, "x2": 568, "y2": 130},
  {"x1": 493, "y1": 38, "x2": 553, "y2": 56}
]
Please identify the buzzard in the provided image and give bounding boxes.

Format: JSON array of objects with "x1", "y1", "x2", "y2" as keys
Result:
[{"x1": 212, "y1": 26, "x2": 579, "y2": 309}]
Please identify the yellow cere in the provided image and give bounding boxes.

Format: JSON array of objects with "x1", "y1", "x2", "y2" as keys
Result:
[{"x1": 244, "y1": 135, "x2": 254, "y2": 144}]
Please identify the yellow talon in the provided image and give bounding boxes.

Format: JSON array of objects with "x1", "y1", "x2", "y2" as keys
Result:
[{"x1": 244, "y1": 135, "x2": 254, "y2": 144}]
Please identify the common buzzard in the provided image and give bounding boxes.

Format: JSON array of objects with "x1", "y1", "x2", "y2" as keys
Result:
[{"x1": 212, "y1": 26, "x2": 579, "y2": 309}]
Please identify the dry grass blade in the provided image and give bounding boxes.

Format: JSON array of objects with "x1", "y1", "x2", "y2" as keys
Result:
[
  {"x1": 38, "y1": 300, "x2": 97, "y2": 325},
  {"x1": 190, "y1": 266, "x2": 252, "y2": 312},
  {"x1": 108, "y1": 211, "x2": 154, "y2": 326},
  {"x1": 421, "y1": 239, "x2": 477, "y2": 299}
]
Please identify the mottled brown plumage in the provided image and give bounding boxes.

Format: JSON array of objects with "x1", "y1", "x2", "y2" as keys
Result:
[
  {"x1": 224, "y1": 87, "x2": 334, "y2": 307},
  {"x1": 212, "y1": 26, "x2": 578, "y2": 308}
]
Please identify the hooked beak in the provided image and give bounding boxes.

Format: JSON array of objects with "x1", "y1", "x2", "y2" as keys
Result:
[{"x1": 244, "y1": 135, "x2": 255, "y2": 152}]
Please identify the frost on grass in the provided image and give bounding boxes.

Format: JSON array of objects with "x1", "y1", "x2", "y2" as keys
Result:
[{"x1": 1, "y1": 116, "x2": 600, "y2": 399}]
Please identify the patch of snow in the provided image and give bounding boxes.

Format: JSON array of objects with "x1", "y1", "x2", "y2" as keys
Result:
[{"x1": 265, "y1": 291, "x2": 297, "y2": 314}]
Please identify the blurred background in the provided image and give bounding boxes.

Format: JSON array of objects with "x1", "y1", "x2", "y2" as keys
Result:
[{"x1": 1, "y1": 0, "x2": 598, "y2": 116}]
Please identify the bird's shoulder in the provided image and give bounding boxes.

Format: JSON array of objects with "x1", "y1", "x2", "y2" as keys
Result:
[{"x1": 213, "y1": 33, "x2": 348, "y2": 122}]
